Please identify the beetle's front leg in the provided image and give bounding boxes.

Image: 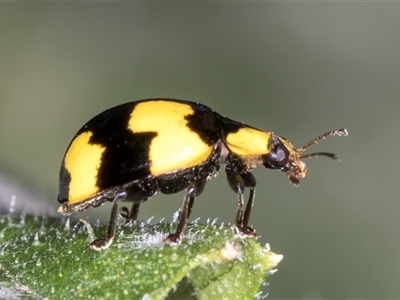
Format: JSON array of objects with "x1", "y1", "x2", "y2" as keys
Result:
[{"x1": 226, "y1": 170, "x2": 257, "y2": 237}]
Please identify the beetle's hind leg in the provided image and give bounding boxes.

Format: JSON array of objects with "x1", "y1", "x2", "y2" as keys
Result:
[
  {"x1": 226, "y1": 172, "x2": 257, "y2": 237},
  {"x1": 88, "y1": 191, "x2": 127, "y2": 251},
  {"x1": 164, "y1": 179, "x2": 206, "y2": 245}
]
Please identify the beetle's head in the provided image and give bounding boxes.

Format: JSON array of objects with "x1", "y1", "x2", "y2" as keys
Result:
[{"x1": 263, "y1": 129, "x2": 348, "y2": 186}]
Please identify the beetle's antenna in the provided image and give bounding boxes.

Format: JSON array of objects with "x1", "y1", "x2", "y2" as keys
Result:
[
  {"x1": 297, "y1": 129, "x2": 348, "y2": 159},
  {"x1": 300, "y1": 151, "x2": 338, "y2": 160}
]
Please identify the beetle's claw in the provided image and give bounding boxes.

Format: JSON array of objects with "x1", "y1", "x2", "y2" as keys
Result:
[{"x1": 119, "y1": 206, "x2": 130, "y2": 220}]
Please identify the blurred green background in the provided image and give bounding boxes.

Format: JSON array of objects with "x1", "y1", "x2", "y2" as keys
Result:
[{"x1": 1, "y1": 3, "x2": 399, "y2": 299}]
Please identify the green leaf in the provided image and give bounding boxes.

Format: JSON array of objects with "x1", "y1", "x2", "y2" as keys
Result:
[{"x1": 0, "y1": 214, "x2": 282, "y2": 299}]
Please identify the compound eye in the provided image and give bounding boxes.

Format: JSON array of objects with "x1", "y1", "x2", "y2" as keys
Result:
[{"x1": 271, "y1": 144, "x2": 289, "y2": 166}]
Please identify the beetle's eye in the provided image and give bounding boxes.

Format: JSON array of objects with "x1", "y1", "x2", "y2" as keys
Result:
[{"x1": 270, "y1": 144, "x2": 289, "y2": 166}]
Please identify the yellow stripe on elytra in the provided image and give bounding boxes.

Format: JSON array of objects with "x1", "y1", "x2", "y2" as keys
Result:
[
  {"x1": 129, "y1": 101, "x2": 213, "y2": 175},
  {"x1": 225, "y1": 127, "x2": 272, "y2": 156},
  {"x1": 64, "y1": 131, "x2": 105, "y2": 203}
]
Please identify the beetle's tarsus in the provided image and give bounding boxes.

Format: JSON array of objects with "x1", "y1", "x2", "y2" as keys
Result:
[
  {"x1": 235, "y1": 225, "x2": 256, "y2": 237},
  {"x1": 163, "y1": 233, "x2": 181, "y2": 245},
  {"x1": 88, "y1": 237, "x2": 114, "y2": 251}
]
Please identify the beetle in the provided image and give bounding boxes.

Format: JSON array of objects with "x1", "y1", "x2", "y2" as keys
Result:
[{"x1": 58, "y1": 98, "x2": 348, "y2": 250}]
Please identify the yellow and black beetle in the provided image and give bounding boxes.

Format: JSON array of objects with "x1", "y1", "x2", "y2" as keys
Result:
[{"x1": 58, "y1": 98, "x2": 348, "y2": 250}]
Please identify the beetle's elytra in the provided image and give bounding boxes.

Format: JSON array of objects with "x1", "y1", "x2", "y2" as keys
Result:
[{"x1": 58, "y1": 98, "x2": 348, "y2": 250}]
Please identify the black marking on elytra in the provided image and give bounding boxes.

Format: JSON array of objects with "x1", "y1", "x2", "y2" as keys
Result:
[
  {"x1": 81, "y1": 103, "x2": 157, "y2": 191},
  {"x1": 58, "y1": 160, "x2": 71, "y2": 203}
]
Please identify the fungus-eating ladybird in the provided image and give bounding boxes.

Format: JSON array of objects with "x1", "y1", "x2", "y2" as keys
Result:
[{"x1": 58, "y1": 98, "x2": 348, "y2": 250}]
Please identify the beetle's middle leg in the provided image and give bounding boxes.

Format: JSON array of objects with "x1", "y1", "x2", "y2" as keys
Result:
[{"x1": 163, "y1": 179, "x2": 207, "y2": 244}]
